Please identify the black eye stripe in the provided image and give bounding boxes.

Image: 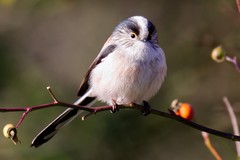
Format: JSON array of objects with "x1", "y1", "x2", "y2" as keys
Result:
[
  {"x1": 115, "y1": 17, "x2": 156, "y2": 41},
  {"x1": 125, "y1": 20, "x2": 140, "y2": 35}
]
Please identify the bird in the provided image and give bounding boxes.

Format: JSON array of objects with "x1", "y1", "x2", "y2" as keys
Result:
[{"x1": 31, "y1": 15, "x2": 167, "y2": 147}]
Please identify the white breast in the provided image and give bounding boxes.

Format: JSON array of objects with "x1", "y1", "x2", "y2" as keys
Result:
[{"x1": 89, "y1": 43, "x2": 167, "y2": 105}]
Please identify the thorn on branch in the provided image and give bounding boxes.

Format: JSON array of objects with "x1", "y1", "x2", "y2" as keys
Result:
[{"x1": 47, "y1": 86, "x2": 59, "y2": 102}]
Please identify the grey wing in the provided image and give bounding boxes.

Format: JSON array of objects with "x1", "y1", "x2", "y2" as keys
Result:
[
  {"x1": 31, "y1": 43, "x2": 116, "y2": 148},
  {"x1": 78, "y1": 43, "x2": 117, "y2": 96}
]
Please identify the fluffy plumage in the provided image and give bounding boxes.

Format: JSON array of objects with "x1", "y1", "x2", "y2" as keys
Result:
[{"x1": 31, "y1": 16, "x2": 167, "y2": 147}]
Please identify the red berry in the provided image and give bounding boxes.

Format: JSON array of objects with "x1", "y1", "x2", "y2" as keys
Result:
[{"x1": 175, "y1": 103, "x2": 194, "y2": 120}]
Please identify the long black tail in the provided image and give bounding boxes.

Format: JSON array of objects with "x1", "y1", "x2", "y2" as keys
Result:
[{"x1": 31, "y1": 97, "x2": 95, "y2": 148}]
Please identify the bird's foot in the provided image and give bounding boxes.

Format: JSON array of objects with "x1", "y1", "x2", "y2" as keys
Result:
[
  {"x1": 141, "y1": 101, "x2": 151, "y2": 116},
  {"x1": 110, "y1": 99, "x2": 120, "y2": 113}
]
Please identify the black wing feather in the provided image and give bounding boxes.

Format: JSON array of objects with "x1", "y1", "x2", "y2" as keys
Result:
[{"x1": 31, "y1": 43, "x2": 116, "y2": 148}]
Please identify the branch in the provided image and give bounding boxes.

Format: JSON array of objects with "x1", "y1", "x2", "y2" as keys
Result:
[
  {"x1": 237, "y1": 0, "x2": 240, "y2": 14},
  {"x1": 223, "y1": 97, "x2": 240, "y2": 158},
  {"x1": 150, "y1": 107, "x2": 240, "y2": 141},
  {"x1": 225, "y1": 56, "x2": 240, "y2": 73},
  {"x1": 201, "y1": 132, "x2": 222, "y2": 160},
  {"x1": 1, "y1": 87, "x2": 240, "y2": 145}
]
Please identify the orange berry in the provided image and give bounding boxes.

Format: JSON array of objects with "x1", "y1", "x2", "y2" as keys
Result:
[{"x1": 176, "y1": 103, "x2": 194, "y2": 120}]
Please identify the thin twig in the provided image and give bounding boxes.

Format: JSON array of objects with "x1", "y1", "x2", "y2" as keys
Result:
[
  {"x1": 236, "y1": 0, "x2": 240, "y2": 13},
  {"x1": 202, "y1": 132, "x2": 222, "y2": 160},
  {"x1": 47, "y1": 86, "x2": 59, "y2": 102},
  {"x1": 223, "y1": 97, "x2": 240, "y2": 158},
  {"x1": 225, "y1": 56, "x2": 240, "y2": 73},
  {"x1": 16, "y1": 108, "x2": 31, "y2": 128}
]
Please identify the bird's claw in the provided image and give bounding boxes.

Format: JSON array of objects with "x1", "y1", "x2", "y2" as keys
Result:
[
  {"x1": 142, "y1": 101, "x2": 151, "y2": 116},
  {"x1": 110, "y1": 100, "x2": 120, "y2": 113}
]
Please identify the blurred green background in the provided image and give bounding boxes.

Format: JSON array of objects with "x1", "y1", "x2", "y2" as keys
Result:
[{"x1": 0, "y1": 0, "x2": 240, "y2": 159}]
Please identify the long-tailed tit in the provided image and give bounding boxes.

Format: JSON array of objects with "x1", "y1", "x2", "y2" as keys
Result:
[{"x1": 31, "y1": 16, "x2": 167, "y2": 147}]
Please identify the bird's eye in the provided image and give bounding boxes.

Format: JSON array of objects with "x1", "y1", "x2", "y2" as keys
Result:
[{"x1": 130, "y1": 33, "x2": 137, "y2": 39}]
